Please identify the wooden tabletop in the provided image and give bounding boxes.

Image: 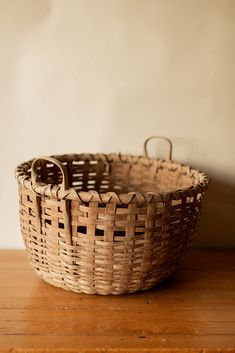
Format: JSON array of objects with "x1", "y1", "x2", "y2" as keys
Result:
[{"x1": 0, "y1": 250, "x2": 235, "y2": 353}]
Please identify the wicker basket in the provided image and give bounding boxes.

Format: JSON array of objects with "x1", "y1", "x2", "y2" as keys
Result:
[{"x1": 15, "y1": 136, "x2": 209, "y2": 295}]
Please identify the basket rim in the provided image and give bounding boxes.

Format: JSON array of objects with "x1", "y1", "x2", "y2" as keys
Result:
[{"x1": 15, "y1": 153, "x2": 210, "y2": 204}]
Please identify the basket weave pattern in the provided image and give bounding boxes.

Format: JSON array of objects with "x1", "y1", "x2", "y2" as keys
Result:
[{"x1": 15, "y1": 138, "x2": 209, "y2": 295}]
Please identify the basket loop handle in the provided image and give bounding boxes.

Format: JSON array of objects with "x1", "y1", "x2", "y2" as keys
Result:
[
  {"x1": 31, "y1": 156, "x2": 72, "y2": 245},
  {"x1": 143, "y1": 136, "x2": 173, "y2": 160},
  {"x1": 31, "y1": 156, "x2": 69, "y2": 191}
]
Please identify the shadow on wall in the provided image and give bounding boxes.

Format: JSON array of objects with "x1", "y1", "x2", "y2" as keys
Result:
[
  {"x1": 195, "y1": 176, "x2": 235, "y2": 249},
  {"x1": 101, "y1": 95, "x2": 234, "y2": 249}
]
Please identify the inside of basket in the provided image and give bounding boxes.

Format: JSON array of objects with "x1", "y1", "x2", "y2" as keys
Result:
[{"x1": 31, "y1": 156, "x2": 201, "y2": 194}]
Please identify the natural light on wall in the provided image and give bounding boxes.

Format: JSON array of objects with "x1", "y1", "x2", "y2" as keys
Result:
[{"x1": 0, "y1": 0, "x2": 234, "y2": 248}]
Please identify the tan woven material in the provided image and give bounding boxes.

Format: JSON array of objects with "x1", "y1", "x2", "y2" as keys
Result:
[{"x1": 15, "y1": 136, "x2": 209, "y2": 295}]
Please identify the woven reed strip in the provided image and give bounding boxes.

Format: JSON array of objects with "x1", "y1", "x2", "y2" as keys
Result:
[
  {"x1": 15, "y1": 138, "x2": 209, "y2": 295},
  {"x1": 15, "y1": 153, "x2": 209, "y2": 204}
]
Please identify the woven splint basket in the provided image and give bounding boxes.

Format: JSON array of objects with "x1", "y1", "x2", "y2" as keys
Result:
[{"x1": 15, "y1": 136, "x2": 209, "y2": 295}]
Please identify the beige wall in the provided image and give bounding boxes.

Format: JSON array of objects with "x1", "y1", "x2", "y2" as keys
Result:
[{"x1": 0, "y1": 0, "x2": 234, "y2": 248}]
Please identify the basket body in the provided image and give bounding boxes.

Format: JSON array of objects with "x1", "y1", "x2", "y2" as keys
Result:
[{"x1": 16, "y1": 152, "x2": 209, "y2": 295}]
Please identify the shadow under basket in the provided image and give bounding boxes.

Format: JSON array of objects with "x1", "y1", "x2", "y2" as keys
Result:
[{"x1": 15, "y1": 136, "x2": 209, "y2": 295}]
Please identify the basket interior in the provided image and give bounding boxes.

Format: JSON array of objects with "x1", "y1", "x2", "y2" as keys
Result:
[{"x1": 30, "y1": 154, "x2": 202, "y2": 194}]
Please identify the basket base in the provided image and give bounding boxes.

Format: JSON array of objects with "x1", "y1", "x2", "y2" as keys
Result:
[{"x1": 34, "y1": 267, "x2": 177, "y2": 295}]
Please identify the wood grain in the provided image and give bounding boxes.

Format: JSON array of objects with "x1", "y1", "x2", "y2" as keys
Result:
[{"x1": 0, "y1": 250, "x2": 235, "y2": 352}]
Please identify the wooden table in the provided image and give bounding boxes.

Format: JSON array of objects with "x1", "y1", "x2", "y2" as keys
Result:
[{"x1": 0, "y1": 250, "x2": 235, "y2": 352}]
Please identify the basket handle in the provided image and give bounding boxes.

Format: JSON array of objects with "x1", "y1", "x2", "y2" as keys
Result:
[
  {"x1": 31, "y1": 156, "x2": 69, "y2": 191},
  {"x1": 143, "y1": 136, "x2": 173, "y2": 160}
]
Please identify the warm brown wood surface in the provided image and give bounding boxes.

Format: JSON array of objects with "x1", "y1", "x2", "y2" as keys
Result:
[{"x1": 0, "y1": 250, "x2": 235, "y2": 352}]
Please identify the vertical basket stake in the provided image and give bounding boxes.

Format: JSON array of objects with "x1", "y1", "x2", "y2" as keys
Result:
[
  {"x1": 31, "y1": 156, "x2": 72, "y2": 245},
  {"x1": 35, "y1": 195, "x2": 42, "y2": 234}
]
